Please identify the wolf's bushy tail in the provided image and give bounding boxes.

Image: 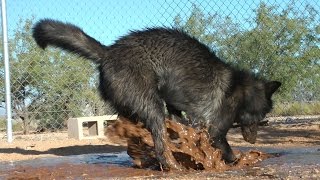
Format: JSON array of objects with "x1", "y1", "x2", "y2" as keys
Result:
[{"x1": 32, "y1": 19, "x2": 106, "y2": 63}]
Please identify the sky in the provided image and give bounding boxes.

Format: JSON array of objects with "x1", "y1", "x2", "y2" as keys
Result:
[
  {"x1": 5, "y1": 0, "x2": 318, "y2": 45},
  {"x1": 0, "y1": 0, "x2": 319, "y2": 116}
]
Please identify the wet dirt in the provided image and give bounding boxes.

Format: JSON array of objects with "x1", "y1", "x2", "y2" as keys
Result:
[
  {"x1": 107, "y1": 117, "x2": 272, "y2": 171},
  {"x1": 0, "y1": 152, "x2": 164, "y2": 179},
  {"x1": 1, "y1": 147, "x2": 319, "y2": 179},
  {"x1": 1, "y1": 117, "x2": 319, "y2": 179}
]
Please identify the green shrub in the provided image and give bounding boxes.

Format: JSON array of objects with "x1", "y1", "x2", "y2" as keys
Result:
[
  {"x1": 0, "y1": 119, "x2": 5, "y2": 131},
  {"x1": 0, "y1": 119, "x2": 24, "y2": 132},
  {"x1": 272, "y1": 101, "x2": 320, "y2": 116}
]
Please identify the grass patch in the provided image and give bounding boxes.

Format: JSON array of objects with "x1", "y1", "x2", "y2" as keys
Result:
[
  {"x1": 0, "y1": 118, "x2": 24, "y2": 132},
  {"x1": 272, "y1": 101, "x2": 320, "y2": 116}
]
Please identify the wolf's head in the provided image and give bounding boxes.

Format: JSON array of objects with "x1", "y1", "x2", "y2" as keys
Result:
[{"x1": 236, "y1": 79, "x2": 281, "y2": 144}]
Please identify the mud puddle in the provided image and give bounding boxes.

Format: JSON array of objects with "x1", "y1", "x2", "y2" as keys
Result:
[
  {"x1": 0, "y1": 152, "x2": 164, "y2": 179},
  {"x1": 0, "y1": 152, "x2": 132, "y2": 171},
  {"x1": 1, "y1": 117, "x2": 319, "y2": 179},
  {"x1": 1, "y1": 148, "x2": 319, "y2": 179},
  {"x1": 238, "y1": 146, "x2": 320, "y2": 179}
]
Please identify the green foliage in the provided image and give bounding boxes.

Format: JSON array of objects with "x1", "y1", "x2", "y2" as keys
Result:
[
  {"x1": 0, "y1": 18, "x2": 109, "y2": 134},
  {"x1": 174, "y1": 4, "x2": 240, "y2": 50},
  {"x1": 0, "y1": 119, "x2": 24, "y2": 132},
  {"x1": 174, "y1": 2, "x2": 320, "y2": 103},
  {"x1": 272, "y1": 102, "x2": 320, "y2": 116},
  {"x1": 0, "y1": 119, "x2": 5, "y2": 131}
]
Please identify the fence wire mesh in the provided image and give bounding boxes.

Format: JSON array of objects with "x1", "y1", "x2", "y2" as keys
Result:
[{"x1": 1, "y1": 0, "x2": 319, "y2": 134}]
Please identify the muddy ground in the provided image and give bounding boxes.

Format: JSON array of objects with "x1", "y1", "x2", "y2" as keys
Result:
[{"x1": 0, "y1": 117, "x2": 319, "y2": 179}]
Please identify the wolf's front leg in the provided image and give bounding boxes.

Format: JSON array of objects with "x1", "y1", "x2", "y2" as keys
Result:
[{"x1": 208, "y1": 127, "x2": 237, "y2": 163}]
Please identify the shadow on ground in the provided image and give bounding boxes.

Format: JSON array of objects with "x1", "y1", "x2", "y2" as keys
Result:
[{"x1": 0, "y1": 144, "x2": 127, "y2": 156}]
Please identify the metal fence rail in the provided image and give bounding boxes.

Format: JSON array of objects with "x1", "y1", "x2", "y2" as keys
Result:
[
  {"x1": 1, "y1": 0, "x2": 319, "y2": 139},
  {"x1": 1, "y1": 0, "x2": 12, "y2": 142}
]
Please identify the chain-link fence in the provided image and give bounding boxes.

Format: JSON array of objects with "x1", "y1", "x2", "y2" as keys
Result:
[{"x1": 1, "y1": 0, "x2": 319, "y2": 135}]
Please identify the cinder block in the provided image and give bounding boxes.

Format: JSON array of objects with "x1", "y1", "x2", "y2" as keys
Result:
[{"x1": 67, "y1": 115, "x2": 118, "y2": 140}]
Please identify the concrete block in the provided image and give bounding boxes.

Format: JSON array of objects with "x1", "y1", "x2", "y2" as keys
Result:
[{"x1": 67, "y1": 115, "x2": 118, "y2": 140}]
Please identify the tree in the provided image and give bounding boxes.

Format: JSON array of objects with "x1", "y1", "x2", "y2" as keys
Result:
[
  {"x1": 174, "y1": 2, "x2": 320, "y2": 102},
  {"x1": 174, "y1": 4, "x2": 240, "y2": 51},
  {"x1": 226, "y1": 3, "x2": 319, "y2": 101},
  {"x1": 0, "y1": 18, "x2": 109, "y2": 134}
]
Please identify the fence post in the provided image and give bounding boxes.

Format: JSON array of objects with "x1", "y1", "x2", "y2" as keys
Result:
[{"x1": 1, "y1": 0, "x2": 13, "y2": 143}]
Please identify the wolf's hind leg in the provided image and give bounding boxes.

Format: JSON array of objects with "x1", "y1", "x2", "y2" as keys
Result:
[
  {"x1": 139, "y1": 96, "x2": 183, "y2": 170},
  {"x1": 109, "y1": 74, "x2": 183, "y2": 170}
]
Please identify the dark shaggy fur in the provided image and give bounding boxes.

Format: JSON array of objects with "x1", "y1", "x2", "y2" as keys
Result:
[{"x1": 32, "y1": 19, "x2": 281, "y2": 169}]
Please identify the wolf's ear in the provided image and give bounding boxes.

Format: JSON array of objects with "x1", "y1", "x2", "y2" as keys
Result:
[{"x1": 265, "y1": 81, "x2": 281, "y2": 97}]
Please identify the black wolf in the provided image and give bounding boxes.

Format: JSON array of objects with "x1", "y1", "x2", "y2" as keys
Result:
[{"x1": 32, "y1": 19, "x2": 281, "y2": 170}]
